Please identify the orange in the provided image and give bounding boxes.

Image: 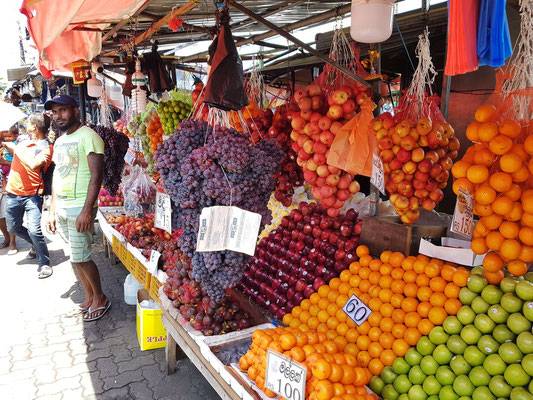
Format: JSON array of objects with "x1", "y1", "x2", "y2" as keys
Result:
[
  {"x1": 404, "y1": 312, "x2": 422, "y2": 328},
  {"x1": 338, "y1": 282, "x2": 352, "y2": 295},
  {"x1": 474, "y1": 147, "x2": 495, "y2": 167},
  {"x1": 349, "y1": 262, "x2": 361, "y2": 275},
  {"x1": 452, "y1": 269, "x2": 470, "y2": 287},
  {"x1": 403, "y1": 282, "x2": 419, "y2": 298},
  {"x1": 328, "y1": 290, "x2": 341, "y2": 303},
  {"x1": 499, "y1": 119, "x2": 521, "y2": 138},
  {"x1": 392, "y1": 338, "x2": 409, "y2": 356},
  {"x1": 335, "y1": 309, "x2": 348, "y2": 324},
  {"x1": 417, "y1": 301, "x2": 432, "y2": 318},
  {"x1": 512, "y1": 143, "x2": 529, "y2": 161},
  {"x1": 519, "y1": 226, "x2": 533, "y2": 246},
  {"x1": 471, "y1": 237, "x2": 489, "y2": 255},
  {"x1": 301, "y1": 299, "x2": 311, "y2": 311},
  {"x1": 392, "y1": 323, "x2": 407, "y2": 339},
  {"x1": 327, "y1": 303, "x2": 339, "y2": 317},
  {"x1": 356, "y1": 245, "x2": 369, "y2": 258},
  {"x1": 492, "y1": 196, "x2": 514, "y2": 215},
  {"x1": 478, "y1": 121, "x2": 499, "y2": 142},
  {"x1": 475, "y1": 104, "x2": 497, "y2": 122},
  {"x1": 486, "y1": 231, "x2": 505, "y2": 251},
  {"x1": 356, "y1": 351, "x2": 370, "y2": 367},
  {"x1": 489, "y1": 172, "x2": 513, "y2": 192},
  {"x1": 466, "y1": 121, "x2": 481, "y2": 141},
  {"x1": 368, "y1": 297, "x2": 382, "y2": 312},
  {"x1": 428, "y1": 306, "x2": 447, "y2": 325},
  {"x1": 500, "y1": 153, "x2": 523, "y2": 173},
  {"x1": 500, "y1": 239, "x2": 521, "y2": 260},
  {"x1": 327, "y1": 317, "x2": 339, "y2": 331},
  {"x1": 380, "y1": 303, "x2": 395, "y2": 319},
  {"x1": 453, "y1": 178, "x2": 475, "y2": 195},
  {"x1": 379, "y1": 332, "x2": 395, "y2": 349},
  {"x1": 389, "y1": 252, "x2": 405, "y2": 268},
  {"x1": 403, "y1": 270, "x2": 417, "y2": 283},
  {"x1": 356, "y1": 335, "x2": 370, "y2": 351},
  {"x1": 318, "y1": 298, "x2": 330, "y2": 310},
  {"x1": 415, "y1": 274, "x2": 430, "y2": 287},
  {"x1": 380, "y1": 250, "x2": 392, "y2": 263},
  {"x1": 404, "y1": 327, "x2": 422, "y2": 346},
  {"x1": 379, "y1": 263, "x2": 393, "y2": 276},
  {"x1": 519, "y1": 245, "x2": 533, "y2": 262},
  {"x1": 425, "y1": 262, "x2": 441, "y2": 278},
  {"x1": 430, "y1": 292, "x2": 448, "y2": 307},
  {"x1": 467, "y1": 164, "x2": 489, "y2": 184},
  {"x1": 336, "y1": 294, "x2": 349, "y2": 309},
  {"x1": 506, "y1": 202, "x2": 523, "y2": 222},
  {"x1": 379, "y1": 317, "x2": 394, "y2": 333},
  {"x1": 475, "y1": 203, "x2": 495, "y2": 217},
  {"x1": 380, "y1": 349, "x2": 396, "y2": 366},
  {"x1": 444, "y1": 298, "x2": 462, "y2": 315},
  {"x1": 529, "y1": 158, "x2": 533, "y2": 175},
  {"x1": 329, "y1": 278, "x2": 342, "y2": 291},
  {"x1": 512, "y1": 165, "x2": 529, "y2": 183},
  {"x1": 444, "y1": 282, "x2": 460, "y2": 299},
  {"x1": 418, "y1": 319, "x2": 435, "y2": 335},
  {"x1": 367, "y1": 312, "x2": 382, "y2": 327},
  {"x1": 280, "y1": 333, "x2": 297, "y2": 350},
  {"x1": 507, "y1": 260, "x2": 527, "y2": 277},
  {"x1": 413, "y1": 259, "x2": 428, "y2": 274},
  {"x1": 379, "y1": 275, "x2": 393, "y2": 289},
  {"x1": 525, "y1": 134, "x2": 533, "y2": 155},
  {"x1": 368, "y1": 359, "x2": 384, "y2": 376},
  {"x1": 441, "y1": 265, "x2": 457, "y2": 281},
  {"x1": 345, "y1": 328, "x2": 358, "y2": 343},
  {"x1": 390, "y1": 293, "x2": 405, "y2": 309},
  {"x1": 482, "y1": 252, "x2": 504, "y2": 272},
  {"x1": 506, "y1": 184, "x2": 522, "y2": 201},
  {"x1": 324, "y1": 340, "x2": 339, "y2": 354},
  {"x1": 522, "y1": 212, "x2": 533, "y2": 227},
  {"x1": 391, "y1": 280, "x2": 406, "y2": 295},
  {"x1": 315, "y1": 379, "x2": 335, "y2": 400},
  {"x1": 359, "y1": 255, "x2": 372, "y2": 267},
  {"x1": 339, "y1": 270, "x2": 352, "y2": 282},
  {"x1": 391, "y1": 309, "x2": 406, "y2": 324},
  {"x1": 391, "y1": 267, "x2": 405, "y2": 280},
  {"x1": 480, "y1": 214, "x2": 503, "y2": 230},
  {"x1": 318, "y1": 286, "x2": 330, "y2": 298},
  {"x1": 417, "y1": 286, "x2": 433, "y2": 302},
  {"x1": 378, "y1": 288, "x2": 393, "y2": 303},
  {"x1": 489, "y1": 135, "x2": 513, "y2": 155},
  {"x1": 369, "y1": 271, "x2": 381, "y2": 285},
  {"x1": 299, "y1": 311, "x2": 311, "y2": 324},
  {"x1": 401, "y1": 297, "x2": 419, "y2": 313},
  {"x1": 500, "y1": 220, "x2": 521, "y2": 239},
  {"x1": 349, "y1": 275, "x2": 361, "y2": 288},
  {"x1": 329, "y1": 363, "x2": 344, "y2": 383},
  {"x1": 290, "y1": 347, "x2": 306, "y2": 362},
  {"x1": 451, "y1": 160, "x2": 472, "y2": 179},
  {"x1": 369, "y1": 259, "x2": 382, "y2": 272},
  {"x1": 368, "y1": 342, "x2": 384, "y2": 359},
  {"x1": 474, "y1": 221, "x2": 490, "y2": 238},
  {"x1": 310, "y1": 293, "x2": 321, "y2": 304},
  {"x1": 484, "y1": 269, "x2": 505, "y2": 285},
  {"x1": 308, "y1": 317, "x2": 320, "y2": 330},
  {"x1": 318, "y1": 310, "x2": 330, "y2": 323}
]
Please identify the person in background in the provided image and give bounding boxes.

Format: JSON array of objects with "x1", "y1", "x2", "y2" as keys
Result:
[
  {"x1": 45, "y1": 95, "x2": 110, "y2": 320},
  {"x1": 3, "y1": 113, "x2": 53, "y2": 278},
  {"x1": 0, "y1": 129, "x2": 18, "y2": 254}
]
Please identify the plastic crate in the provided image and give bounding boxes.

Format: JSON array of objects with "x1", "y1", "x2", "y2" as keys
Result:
[
  {"x1": 134, "y1": 260, "x2": 152, "y2": 291},
  {"x1": 125, "y1": 250, "x2": 136, "y2": 274},
  {"x1": 112, "y1": 235, "x2": 121, "y2": 255},
  {"x1": 149, "y1": 275, "x2": 163, "y2": 304}
]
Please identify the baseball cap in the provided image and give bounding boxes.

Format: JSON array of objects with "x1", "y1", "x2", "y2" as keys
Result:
[{"x1": 44, "y1": 94, "x2": 78, "y2": 110}]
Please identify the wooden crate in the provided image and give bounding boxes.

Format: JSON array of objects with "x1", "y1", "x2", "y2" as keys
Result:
[
  {"x1": 134, "y1": 260, "x2": 152, "y2": 291},
  {"x1": 360, "y1": 216, "x2": 448, "y2": 256},
  {"x1": 149, "y1": 275, "x2": 163, "y2": 304}
]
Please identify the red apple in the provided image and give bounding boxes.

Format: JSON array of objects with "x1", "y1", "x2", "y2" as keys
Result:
[
  {"x1": 316, "y1": 165, "x2": 329, "y2": 177},
  {"x1": 330, "y1": 89, "x2": 349, "y2": 105},
  {"x1": 319, "y1": 130, "x2": 334, "y2": 145},
  {"x1": 327, "y1": 105, "x2": 344, "y2": 120},
  {"x1": 349, "y1": 180, "x2": 360, "y2": 194},
  {"x1": 342, "y1": 99, "x2": 356, "y2": 114},
  {"x1": 307, "y1": 84, "x2": 321, "y2": 96},
  {"x1": 396, "y1": 148, "x2": 412, "y2": 163},
  {"x1": 326, "y1": 174, "x2": 340, "y2": 186}
]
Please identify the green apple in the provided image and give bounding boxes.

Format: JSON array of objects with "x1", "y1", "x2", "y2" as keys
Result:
[
  {"x1": 499, "y1": 276, "x2": 518, "y2": 293},
  {"x1": 450, "y1": 355, "x2": 471, "y2": 375},
  {"x1": 474, "y1": 314, "x2": 496, "y2": 334},
  {"x1": 429, "y1": 326, "x2": 449, "y2": 345},
  {"x1": 492, "y1": 324, "x2": 516, "y2": 344},
  {"x1": 393, "y1": 375, "x2": 412, "y2": 394},
  {"x1": 471, "y1": 266, "x2": 484, "y2": 275},
  {"x1": 408, "y1": 384, "x2": 427, "y2": 400},
  {"x1": 381, "y1": 366, "x2": 398, "y2": 384},
  {"x1": 500, "y1": 293, "x2": 523, "y2": 313},
  {"x1": 436, "y1": 365, "x2": 456, "y2": 386},
  {"x1": 468, "y1": 274, "x2": 488, "y2": 293},
  {"x1": 516, "y1": 331, "x2": 533, "y2": 354},
  {"x1": 408, "y1": 366, "x2": 427, "y2": 385},
  {"x1": 459, "y1": 287, "x2": 478, "y2": 305},
  {"x1": 472, "y1": 386, "x2": 495, "y2": 400},
  {"x1": 443, "y1": 316, "x2": 463, "y2": 335},
  {"x1": 507, "y1": 313, "x2": 532, "y2": 334},
  {"x1": 433, "y1": 344, "x2": 454, "y2": 365},
  {"x1": 522, "y1": 301, "x2": 533, "y2": 322},
  {"x1": 488, "y1": 305, "x2": 509, "y2": 324},
  {"x1": 392, "y1": 357, "x2": 410, "y2": 375},
  {"x1": 472, "y1": 297, "x2": 491, "y2": 314},
  {"x1": 481, "y1": 285, "x2": 503, "y2": 305},
  {"x1": 453, "y1": 375, "x2": 475, "y2": 396},
  {"x1": 405, "y1": 348, "x2": 423, "y2": 366},
  {"x1": 498, "y1": 342, "x2": 523, "y2": 364},
  {"x1": 477, "y1": 335, "x2": 500, "y2": 355},
  {"x1": 422, "y1": 376, "x2": 442, "y2": 396},
  {"x1": 469, "y1": 365, "x2": 491, "y2": 387},
  {"x1": 515, "y1": 280, "x2": 533, "y2": 301},
  {"x1": 461, "y1": 325, "x2": 482, "y2": 345},
  {"x1": 483, "y1": 354, "x2": 507, "y2": 376},
  {"x1": 369, "y1": 376, "x2": 385, "y2": 394},
  {"x1": 521, "y1": 353, "x2": 533, "y2": 376},
  {"x1": 382, "y1": 383, "x2": 400, "y2": 400},
  {"x1": 504, "y1": 364, "x2": 529, "y2": 387},
  {"x1": 420, "y1": 355, "x2": 439, "y2": 375},
  {"x1": 447, "y1": 335, "x2": 468, "y2": 355},
  {"x1": 510, "y1": 387, "x2": 533, "y2": 400},
  {"x1": 417, "y1": 336, "x2": 436, "y2": 356},
  {"x1": 489, "y1": 375, "x2": 511, "y2": 397},
  {"x1": 464, "y1": 346, "x2": 486, "y2": 367},
  {"x1": 439, "y1": 385, "x2": 459, "y2": 400},
  {"x1": 457, "y1": 306, "x2": 476, "y2": 325}
]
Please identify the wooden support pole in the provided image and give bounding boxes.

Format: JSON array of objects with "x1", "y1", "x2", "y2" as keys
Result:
[
  {"x1": 102, "y1": 0, "x2": 156, "y2": 42},
  {"x1": 227, "y1": 0, "x2": 371, "y2": 89}
]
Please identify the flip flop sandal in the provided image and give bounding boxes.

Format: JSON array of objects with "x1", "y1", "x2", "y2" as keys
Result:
[
  {"x1": 27, "y1": 248, "x2": 37, "y2": 259},
  {"x1": 38, "y1": 266, "x2": 53, "y2": 279},
  {"x1": 84, "y1": 301, "x2": 112, "y2": 322},
  {"x1": 7, "y1": 249, "x2": 18, "y2": 255},
  {"x1": 65, "y1": 307, "x2": 89, "y2": 318}
]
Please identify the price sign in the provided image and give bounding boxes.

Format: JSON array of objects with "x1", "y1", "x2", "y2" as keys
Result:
[
  {"x1": 148, "y1": 250, "x2": 161, "y2": 275},
  {"x1": 124, "y1": 148, "x2": 137, "y2": 166},
  {"x1": 129, "y1": 137, "x2": 143, "y2": 152},
  {"x1": 371, "y1": 152, "x2": 386, "y2": 195},
  {"x1": 155, "y1": 192, "x2": 172, "y2": 234},
  {"x1": 265, "y1": 350, "x2": 306, "y2": 400},
  {"x1": 451, "y1": 189, "x2": 474, "y2": 238},
  {"x1": 343, "y1": 294, "x2": 372, "y2": 326}
]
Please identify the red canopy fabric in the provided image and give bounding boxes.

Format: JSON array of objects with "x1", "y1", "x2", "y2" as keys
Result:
[{"x1": 21, "y1": 0, "x2": 147, "y2": 78}]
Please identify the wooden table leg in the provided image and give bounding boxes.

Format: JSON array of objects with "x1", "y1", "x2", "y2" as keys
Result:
[{"x1": 166, "y1": 333, "x2": 178, "y2": 375}]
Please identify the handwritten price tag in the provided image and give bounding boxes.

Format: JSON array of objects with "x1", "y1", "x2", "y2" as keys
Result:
[
  {"x1": 451, "y1": 189, "x2": 474, "y2": 238},
  {"x1": 154, "y1": 192, "x2": 172, "y2": 234},
  {"x1": 265, "y1": 350, "x2": 306, "y2": 400},
  {"x1": 129, "y1": 137, "x2": 143, "y2": 152},
  {"x1": 343, "y1": 294, "x2": 372, "y2": 326},
  {"x1": 371, "y1": 153, "x2": 386, "y2": 195},
  {"x1": 148, "y1": 250, "x2": 161, "y2": 275}
]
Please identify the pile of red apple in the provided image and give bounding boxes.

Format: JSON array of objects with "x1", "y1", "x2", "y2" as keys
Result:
[
  {"x1": 372, "y1": 113, "x2": 460, "y2": 223},
  {"x1": 99, "y1": 188, "x2": 124, "y2": 207},
  {"x1": 238, "y1": 202, "x2": 362, "y2": 319},
  {"x1": 290, "y1": 83, "x2": 367, "y2": 217}
]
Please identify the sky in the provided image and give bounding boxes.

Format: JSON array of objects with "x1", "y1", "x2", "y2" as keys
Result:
[{"x1": 0, "y1": 1, "x2": 30, "y2": 82}]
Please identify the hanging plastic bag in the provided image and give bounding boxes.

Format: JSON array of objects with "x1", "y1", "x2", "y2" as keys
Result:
[
  {"x1": 477, "y1": 0, "x2": 512, "y2": 67},
  {"x1": 122, "y1": 165, "x2": 157, "y2": 217},
  {"x1": 327, "y1": 98, "x2": 377, "y2": 177},
  {"x1": 444, "y1": 0, "x2": 480, "y2": 76},
  {"x1": 203, "y1": 9, "x2": 249, "y2": 111},
  {"x1": 143, "y1": 42, "x2": 174, "y2": 93}
]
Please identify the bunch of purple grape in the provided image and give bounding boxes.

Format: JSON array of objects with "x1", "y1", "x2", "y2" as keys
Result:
[
  {"x1": 91, "y1": 124, "x2": 130, "y2": 196},
  {"x1": 155, "y1": 120, "x2": 285, "y2": 303}
]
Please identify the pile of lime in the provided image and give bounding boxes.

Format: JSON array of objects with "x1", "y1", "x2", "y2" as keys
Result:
[
  {"x1": 370, "y1": 271, "x2": 533, "y2": 400},
  {"x1": 157, "y1": 96, "x2": 193, "y2": 136}
]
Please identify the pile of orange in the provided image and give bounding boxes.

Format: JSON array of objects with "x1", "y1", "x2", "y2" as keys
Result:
[
  {"x1": 239, "y1": 326, "x2": 377, "y2": 400},
  {"x1": 147, "y1": 114, "x2": 164, "y2": 154},
  {"x1": 451, "y1": 103, "x2": 533, "y2": 282},
  {"x1": 282, "y1": 246, "x2": 469, "y2": 376}
]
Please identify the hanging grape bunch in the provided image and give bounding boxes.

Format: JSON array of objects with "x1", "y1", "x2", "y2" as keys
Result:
[
  {"x1": 157, "y1": 98, "x2": 193, "y2": 136},
  {"x1": 91, "y1": 124, "x2": 130, "y2": 196},
  {"x1": 155, "y1": 120, "x2": 285, "y2": 302}
]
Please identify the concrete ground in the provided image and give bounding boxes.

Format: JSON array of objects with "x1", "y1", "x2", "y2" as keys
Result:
[{"x1": 0, "y1": 213, "x2": 220, "y2": 400}]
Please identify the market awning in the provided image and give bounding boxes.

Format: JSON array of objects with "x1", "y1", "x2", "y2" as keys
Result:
[{"x1": 20, "y1": 0, "x2": 148, "y2": 78}]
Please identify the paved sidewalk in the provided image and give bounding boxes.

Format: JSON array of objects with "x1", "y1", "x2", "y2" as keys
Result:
[{"x1": 0, "y1": 214, "x2": 220, "y2": 400}]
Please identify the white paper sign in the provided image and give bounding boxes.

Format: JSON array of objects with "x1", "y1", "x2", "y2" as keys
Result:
[
  {"x1": 148, "y1": 250, "x2": 161, "y2": 275},
  {"x1": 129, "y1": 137, "x2": 143, "y2": 152},
  {"x1": 371, "y1": 152, "x2": 386, "y2": 195},
  {"x1": 343, "y1": 294, "x2": 372, "y2": 326},
  {"x1": 196, "y1": 206, "x2": 261, "y2": 256},
  {"x1": 451, "y1": 189, "x2": 474, "y2": 238},
  {"x1": 155, "y1": 192, "x2": 172, "y2": 234},
  {"x1": 265, "y1": 350, "x2": 306, "y2": 400}
]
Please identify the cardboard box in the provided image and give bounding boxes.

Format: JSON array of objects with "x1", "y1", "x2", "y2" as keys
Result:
[
  {"x1": 419, "y1": 237, "x2": 486, "y2": 267},
  {"x1": 137, "y1": 289, "x2": 167, "y2": 351}
]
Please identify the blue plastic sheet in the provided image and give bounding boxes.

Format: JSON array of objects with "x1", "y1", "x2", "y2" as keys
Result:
[{"x1": 477, "y1": 0, "x2": 512, "y2": 67}]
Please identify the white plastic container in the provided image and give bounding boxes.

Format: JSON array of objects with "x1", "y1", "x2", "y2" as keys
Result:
[
  {"x1": 109, "y1": 85, "x2": 123, "y2": 101},
  {"x1": 87, "y1": 76, "x2": 103, "y2": 98},
  {"x1": 350, "y1": 0, "x2": 395, "y2": 43},
  {"x1": 124, "y1": 273, "x2": 143, "y2": 305}
]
